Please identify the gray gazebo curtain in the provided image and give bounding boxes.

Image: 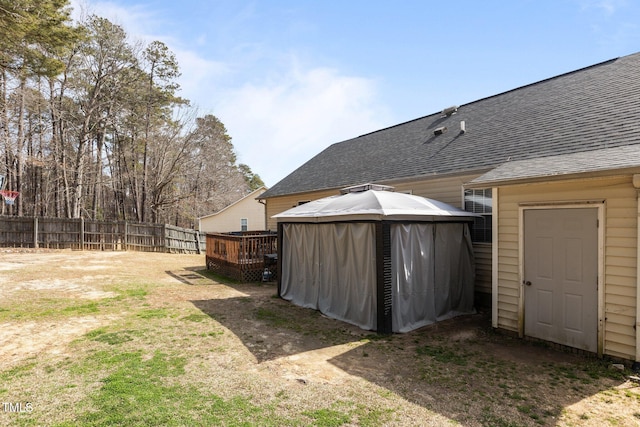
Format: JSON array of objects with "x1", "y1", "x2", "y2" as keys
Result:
[
  {"x1": 391, "y1": 223, "x2": 475, "y2": 332},
  {"x1": 280, "y1": 221, "x2": 475, "y2": 333},
  {"x1": 280, "y1": 222, "x2": 377, "y2": 330}
]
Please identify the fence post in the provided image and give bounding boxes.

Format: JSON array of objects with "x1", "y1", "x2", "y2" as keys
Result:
[
  {"x1": 33, "y1": 217, "x2": 38, "y2": 249},
  {"x1": 80, "y1": 217, "x2": 85, "y2": 250},
  {"x1": 194, "y1": 230, "x2": 201, "y2": 254}
]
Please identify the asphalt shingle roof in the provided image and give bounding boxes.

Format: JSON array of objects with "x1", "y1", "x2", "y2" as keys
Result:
[
  {"x1": 468, "y1": 144, "x2": 640, "y2": 187},
  {"x1": 261, "y1": 53, "x2": 640, "y2": 199}
]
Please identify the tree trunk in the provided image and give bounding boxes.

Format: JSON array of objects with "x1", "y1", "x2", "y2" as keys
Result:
[{"x1": 15, "y1": 75, "x2": 26, "y2": 216}]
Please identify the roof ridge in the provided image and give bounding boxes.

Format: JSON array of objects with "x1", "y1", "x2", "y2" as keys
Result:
[
  {"x1": 354, "y1": 56, "x2": 621, "y2": 140},
  {"x1": 458, "y1": 56, "x2": 620, "y2": 109}
]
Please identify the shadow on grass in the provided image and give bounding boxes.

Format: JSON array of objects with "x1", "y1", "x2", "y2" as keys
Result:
[
  {"x1": 190, "y1": 279, "x2": 636, "y2": 426},
  {"x1": 165, "y1": 267, "x2": 243, "y2": 286},
  {"x1": 327, "y1": 313, "x2": 635, "y2": 425},
  {"x1": 191, "y1": 288, "x2": 364, "y2": 364}
]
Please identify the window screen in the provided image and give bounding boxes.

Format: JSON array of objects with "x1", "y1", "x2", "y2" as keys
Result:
[{"x1": 464, "y1": 188, "x2": 492, "y2": 243}]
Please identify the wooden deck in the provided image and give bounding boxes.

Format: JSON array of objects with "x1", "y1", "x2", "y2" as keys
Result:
[{"x1": 205, "y1": 231, "x2": 277, "y2": 282}]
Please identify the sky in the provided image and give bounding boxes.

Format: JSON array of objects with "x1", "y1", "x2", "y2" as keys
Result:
[{"x1": 69, "y1": 0, "x2": 640, "y2": 187}]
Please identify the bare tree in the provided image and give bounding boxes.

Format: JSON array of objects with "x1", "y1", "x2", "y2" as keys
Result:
[
  {"x1": 176, "y1": 114, "x2": 249, "y2": 226},
  {"x1": 0, "y1": 6, "x2": 256, "y2": 226}
]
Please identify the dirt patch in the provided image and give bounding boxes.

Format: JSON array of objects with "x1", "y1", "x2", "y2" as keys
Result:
[
  {"x1": 0, "y1": 250, "x2": 192, "y2": 370},
  {"x1": 0, "y1": 250, "x2": 638, "y2": 426},
  {"x1": 3, "y1": 278, "x2": 117, "y2": 299},
  {"x1": 0, "y1": 316, "x2": 115, "y2": 364}
]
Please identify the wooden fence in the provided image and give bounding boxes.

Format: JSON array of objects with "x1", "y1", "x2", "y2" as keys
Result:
[{"x1": 0, "y1": 216, "x2": 205, "y2": 254}]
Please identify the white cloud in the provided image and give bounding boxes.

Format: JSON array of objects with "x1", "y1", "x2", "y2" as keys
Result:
[
  {"x1": 70, "y1": 0, "x2": 231, "y2": 111},
  {"x1": 595, "y1": 0, "x2": 625, "y2": 15},
  {"x1": 69, "y1": 1, "x2": 393, "y2": 187},
  {"x1": 577, "y1": 0, "x2": 628, "y2": 15},
  {"x1": 573, "y1": 0, "x2": 639, "y2": 51},
  {"x1": 172, "y1": 50, "x2": 230, "y2": 103},
  {"x1": 216, "y1": 62, "x2": 393, "y2": 186},
  {"x1": 70, "y1": 0, "x2": 158, "y2": 38}
]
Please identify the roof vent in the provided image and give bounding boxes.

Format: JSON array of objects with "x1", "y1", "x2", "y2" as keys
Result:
[
  {"x1": 433, "y1": 126, "x2": 447, "y2": 136},
  {"x1": 460, "y1": 121, "x2": 466, "y2": 134},
  {"x1": 441, "y1": 106, "x2": 458, "y2": 117},
  {"x1": 340, "y1": 183, "x2": 394, "y2": 194}
]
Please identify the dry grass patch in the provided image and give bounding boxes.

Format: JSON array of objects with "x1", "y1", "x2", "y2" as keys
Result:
[{"x1": 0, "y1": 250, "x2": 638, "y2": 426}]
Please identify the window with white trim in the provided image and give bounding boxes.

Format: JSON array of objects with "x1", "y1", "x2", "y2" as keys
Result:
[
  {"x1": 464, "y1": 188, "x2": 492, "y2": 243},
  {"x1": 240, "y1": 218, "x2": 248, "y2": 232}
]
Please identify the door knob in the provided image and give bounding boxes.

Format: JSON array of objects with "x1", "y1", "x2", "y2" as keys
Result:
[{"x1": 524, "y1": 280, "x2": 532, "y2": 286}]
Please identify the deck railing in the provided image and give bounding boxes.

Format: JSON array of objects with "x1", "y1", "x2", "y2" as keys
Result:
[{"x1": 205, "y1": 231, "x2": 277, "y2": 281}]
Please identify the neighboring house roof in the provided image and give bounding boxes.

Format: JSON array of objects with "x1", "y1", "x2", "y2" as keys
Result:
[
  {"x1": 198, "y1": 186, "x2": 266, "y2": 220},
  {"x1": 261, "y1": 52, "x2": 640, "y2": 199}
]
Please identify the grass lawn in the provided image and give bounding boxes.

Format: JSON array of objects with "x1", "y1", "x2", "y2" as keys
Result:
[{"x1": 0, "y1": 250, "x2": 638, "y2": 426}]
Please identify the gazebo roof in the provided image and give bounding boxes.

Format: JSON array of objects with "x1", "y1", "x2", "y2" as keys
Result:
[{"x1": 273, "y1": 190, "x2": 478, "y2": 223}]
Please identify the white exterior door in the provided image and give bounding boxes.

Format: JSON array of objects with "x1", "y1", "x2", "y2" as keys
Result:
[{"x1": 523, "y1": 208, "x2": 598, "y2": 352}]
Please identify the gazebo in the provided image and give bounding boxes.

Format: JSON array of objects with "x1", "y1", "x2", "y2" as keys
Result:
[{"x1": 274, "y1": 185, "x2": 479, "y2": 333}]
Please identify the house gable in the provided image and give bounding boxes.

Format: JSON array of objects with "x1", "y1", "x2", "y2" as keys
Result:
[{"x1": 198, "y1": 186, "x2": 267, "y2": 233}]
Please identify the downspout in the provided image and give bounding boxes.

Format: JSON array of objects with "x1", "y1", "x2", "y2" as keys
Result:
[
  {"x1": 633, "y1": 175, "x2": 640, "y2": 364},
  {"x1": 258, "y1": 199, "x2": 267, "y2": 231},
  {"x1": 492, "y1": 187, "x2": 499, "y2": 328}
]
